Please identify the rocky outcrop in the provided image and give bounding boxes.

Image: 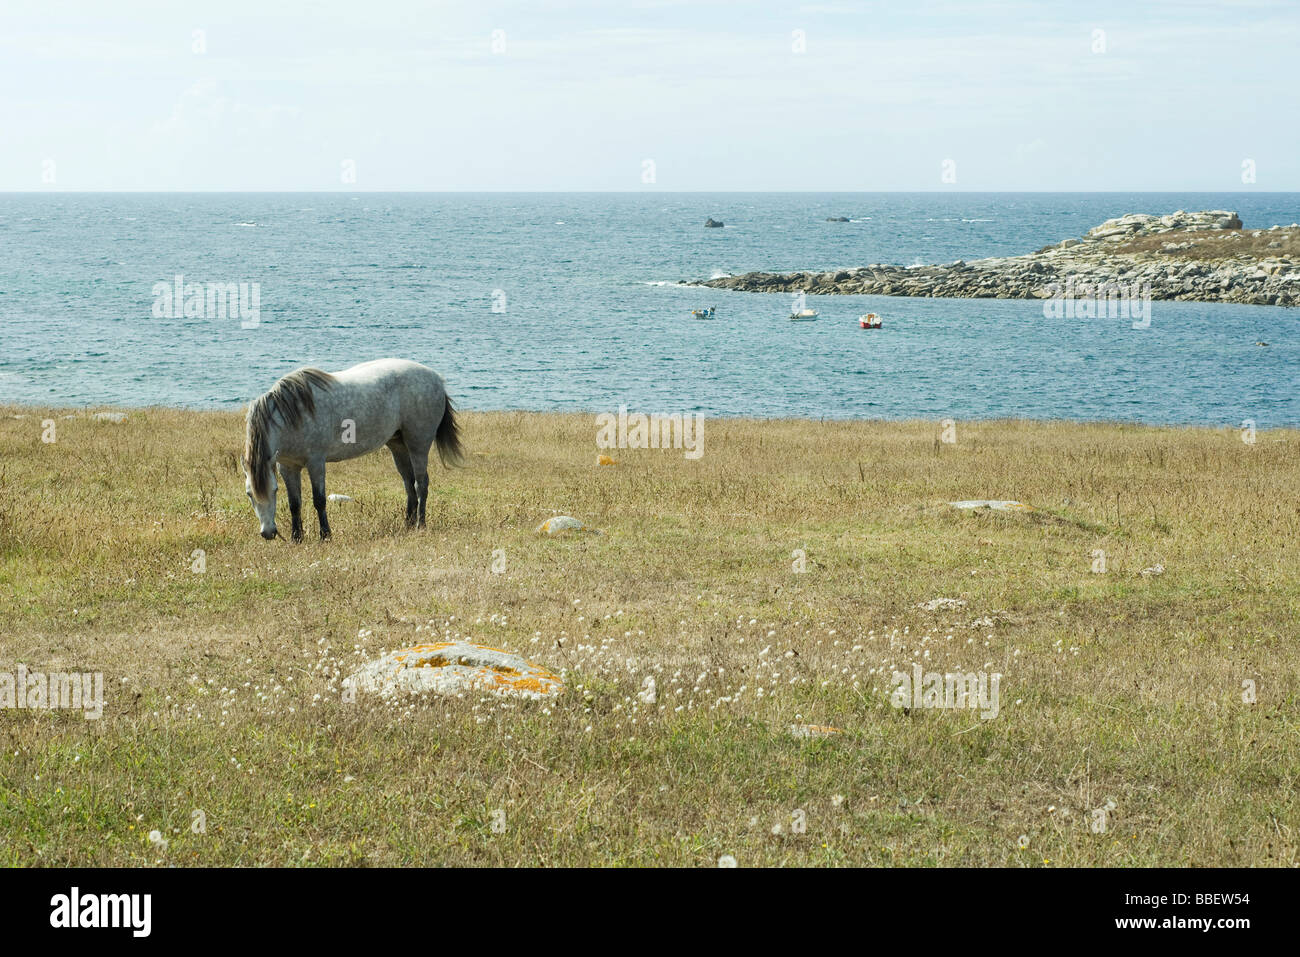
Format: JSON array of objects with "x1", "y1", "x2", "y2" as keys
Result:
[
  {"x1": 1084, "y1": 209, "x2": 1241, "y2": 240},
  {"x1": 686, "y1": 211, "x2": 1299, "y2": 307}
]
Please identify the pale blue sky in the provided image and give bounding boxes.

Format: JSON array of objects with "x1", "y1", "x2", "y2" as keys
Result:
[{"x1": 2, "y1": 0, "x2": 1296, "y2": 190}]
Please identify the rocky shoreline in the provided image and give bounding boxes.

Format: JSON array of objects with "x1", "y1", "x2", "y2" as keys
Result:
[{"x1": 687, "y1": 210, "x2": 1300, "y2": 307}]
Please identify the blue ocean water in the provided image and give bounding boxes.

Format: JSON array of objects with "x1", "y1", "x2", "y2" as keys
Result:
[{"x1": 1, "y1": 192, "x2": 1297, "y2": 425}]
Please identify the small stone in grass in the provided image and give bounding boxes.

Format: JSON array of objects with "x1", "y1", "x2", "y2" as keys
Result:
[
  {"x1": 535, "y1": 515, "x2": 602, "y2": 536},
  {"x1": 949, "y1": 499, "x2": 1033, "y2": 511},
  {"x1": 789, "y1": 723, "x2": 844, "y2": 740},
  {"x1": 917, "y1": 597, "x2": 967, "y2": 612}
]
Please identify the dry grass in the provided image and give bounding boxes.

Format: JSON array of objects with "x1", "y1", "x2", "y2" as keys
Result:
[
  {"x1": 1113, "y1": 227, "x2": 1300, "y2": 260},
  {"x1": 1, "y1": 407, "x2": 1297, "y2": 867}
]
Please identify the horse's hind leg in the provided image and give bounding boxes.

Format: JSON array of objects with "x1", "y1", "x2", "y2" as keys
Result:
[
  {"x1": 307, "y1": 458, "x2": 331, "y2": 541},
  {"x1": 406, "y1": 441, "x2": 431, "y2": 529},
  {"x1": 386, "y1": 436, "x2": 417, "y2": 527},
  {"x1": 278, "y1": 463, "x2": 304, "y2": 543}
]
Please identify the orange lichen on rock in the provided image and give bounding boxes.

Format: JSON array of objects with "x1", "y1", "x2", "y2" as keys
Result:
[
  {"x1": 346, "y1": 641, "x2": 564, "y2": 702},
  {"x1": 789, "y1": 723, "x2": 845, "y2": 740}
]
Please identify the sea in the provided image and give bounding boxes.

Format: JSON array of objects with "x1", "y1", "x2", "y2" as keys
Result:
[{"x1": 1, "y1": 192, "x2": 1297, "y2": 425}]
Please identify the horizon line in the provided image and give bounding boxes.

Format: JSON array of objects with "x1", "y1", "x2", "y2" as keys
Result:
[{"x1": 2, "y1": 189, "x2": 1297, "y2": 195}]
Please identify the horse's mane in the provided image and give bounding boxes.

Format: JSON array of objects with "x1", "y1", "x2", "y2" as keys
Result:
[{"x1": 244, "y1": 368, "x2": 336, "y2": 501}]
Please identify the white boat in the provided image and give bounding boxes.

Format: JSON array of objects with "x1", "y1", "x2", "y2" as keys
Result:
[
  {"x1": 788, "y1": 308, "x2": 819, "y2": 321},
  {"x1": 690, "y1": 307, "x2": 717, "y2": 320}
]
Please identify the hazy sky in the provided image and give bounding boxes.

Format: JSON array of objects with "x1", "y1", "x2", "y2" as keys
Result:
[{"x1": 2, "y1": 0, "x2": 1296, "y2": 191}]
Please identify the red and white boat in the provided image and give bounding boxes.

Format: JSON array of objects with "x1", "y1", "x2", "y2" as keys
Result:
[{"x1": 859, "y1": 313, "x2": 882, "y2": 329}]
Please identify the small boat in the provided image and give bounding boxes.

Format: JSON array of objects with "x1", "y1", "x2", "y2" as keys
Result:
[
  {"x1": 789, "y1": 308, "x2": 819, "y2": 321},
  {"x1": 690, "y1": 307, "x2": 717, "y2": 320},
  {"x1": 859, "y1": 313, "x2": 882, "y2": 329}
]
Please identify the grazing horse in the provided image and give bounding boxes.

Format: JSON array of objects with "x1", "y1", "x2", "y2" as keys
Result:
[{"x1": 241, "y1": 359, "x2": 462, "y2": 541}]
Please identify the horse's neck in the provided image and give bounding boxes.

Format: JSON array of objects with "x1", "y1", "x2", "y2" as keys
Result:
[{"x1": 262, "y1": 419, "x2": 283, "y2": 456}]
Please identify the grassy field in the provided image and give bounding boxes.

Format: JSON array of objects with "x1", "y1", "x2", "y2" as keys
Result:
[{"x1": 1, "y1": 406, "x2": 1297, "y2": 867}]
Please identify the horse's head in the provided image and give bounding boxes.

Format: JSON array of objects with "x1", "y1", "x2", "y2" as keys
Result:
[{"x1": 242, "y1": 456, "x2": 279, "y2": 539}]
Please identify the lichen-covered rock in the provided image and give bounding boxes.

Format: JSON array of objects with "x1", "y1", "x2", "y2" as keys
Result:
[
  {"x1": 535, "y1": 515, "x2": 598, "y2": 535},
  {"x1": 343, "y1": 641, "x2": 563, "y2": 701},
  {"x1": 789, "y1": 723, "x2": 844, "y2": 740}
]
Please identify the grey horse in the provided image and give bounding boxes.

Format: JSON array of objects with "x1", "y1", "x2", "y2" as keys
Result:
[{"x1": 241, "y1": 358, "x2": 462, "y2": 541}]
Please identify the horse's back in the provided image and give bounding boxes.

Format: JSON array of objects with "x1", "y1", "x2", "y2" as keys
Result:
[
  {"x1": 333, "y1": 359, "x2": 441, "y2": 396},
  {"x1": 332, "y1": 358, "x2": 447, "y2": 441},
  {"x1": 333, "y1": 357, "x2": 436, "y2": 386}
]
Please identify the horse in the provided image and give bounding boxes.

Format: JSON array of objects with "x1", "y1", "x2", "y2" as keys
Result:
[{"x1": 241, "y1": 358, "x2": 462, "y2": 541}]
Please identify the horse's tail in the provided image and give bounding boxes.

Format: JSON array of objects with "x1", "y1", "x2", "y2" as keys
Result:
[{"x1": 435, "y1": 392, "x2": 464, "y2": 467}]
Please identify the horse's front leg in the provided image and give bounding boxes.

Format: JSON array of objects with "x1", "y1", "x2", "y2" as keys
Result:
[
  {"x1": 279, "y1": 463, "x2": 304, "y2": 543},
  {"x1": 307, "y1": 459, "x2": 331, "y2": 541}
]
